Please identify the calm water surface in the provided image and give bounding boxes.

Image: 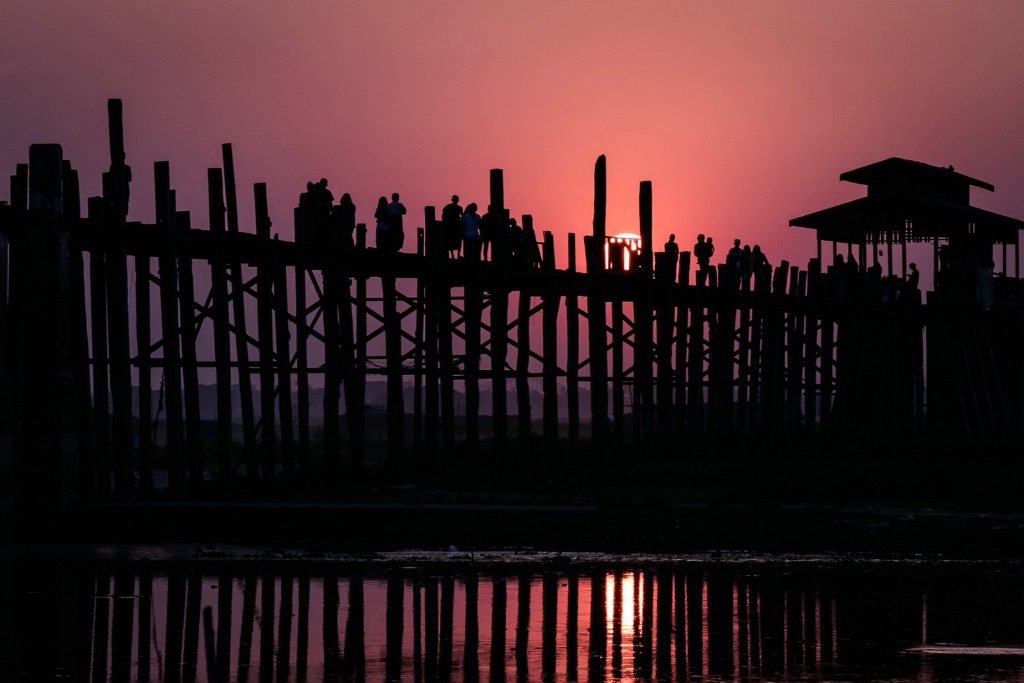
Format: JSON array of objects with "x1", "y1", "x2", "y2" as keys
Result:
[{"x1": 5, "y1": 552, "x2": 1024, "y2": 682}]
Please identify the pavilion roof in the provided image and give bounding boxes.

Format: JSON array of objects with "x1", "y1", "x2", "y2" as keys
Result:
[
  {"x1": 789, "y1": 158, "x2": 1022, "y2": 245},
  {"x1": 789, "y1": 190, "x2": 1023, "y2": 245}
]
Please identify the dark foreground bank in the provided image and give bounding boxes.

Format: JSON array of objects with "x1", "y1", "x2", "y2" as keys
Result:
[{"x1": 5, "y1": 447, "x2": 1024, "y2": 558}]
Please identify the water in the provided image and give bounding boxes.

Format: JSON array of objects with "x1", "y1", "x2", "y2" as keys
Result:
[{"x1": 5, "y1": 551, "x2": 1024, "y2": 682}]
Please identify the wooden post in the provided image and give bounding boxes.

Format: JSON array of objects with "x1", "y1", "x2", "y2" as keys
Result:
[
  {"x1": 674, "y1": 260, "x2": 689, "y2": 439},
  {"x1": 636, "y1": 181, "x2": 654, "y2": 445},
  {"x1": 104, "y1": 100, "x2": 134, "y2": 499},
  {"x1": 611, "y1": 298, "x2": 625, "y2": 444},
  {"x1": 686, "y1": 290, "x2": 704, "y2": 434},
  {"x1": 256, "y1": 189, "x2": 277, "y2": 481},
  {"x1": 152, "y1": 178, "x2": 184, "y2": 498},
  {"x1": 130, "y1": 167, "x2": 152, "y2": 496},
  {"x1": 804, "y1": 260, "x2": 820, "y2": 431},
  {"x1": 542, "y1": 232, "x2": 560, "y2": 451},
  {"x1": 414, "y1": 226, "x2": 425, "y2": 456},
  {"x1": 64, "y1": 164, "x2": 96, "y2": 503},
  {"x1": 566, "y1": 233, "x2": 580, "y2": 454},
  {"x1": 489, "y1": 171, "x2": 508, "y2": 455},
  {"x1": 272, "y1": 237, "x2": 295, "y2": 474},
  {"x1": 515, "y1": 270, "x2": 532, "y2": 449},
  {"x1": 175, "y1": 209, "x2": 203, "y2": 496},
  {"x1": 584, "y1": 235, "x2": 608, "y2": 448},
  {"x1": 207, "y1": 167, "x2": 234, "y2": 482},
  {"x1": 293, "y1": 208, "x2": 311, "y2": 473},
  {"x1": 423, "y1": 208, "x2": 439, "y2": 455},
  {"x1": 13, "y1": 144, "x2": 75, "y2": 537},
  {"x1": 321, "y1": 209, "x2": 342, "y2": 475},
  {"x1": 222, "y1": 144, "x2": 257, "y2": 472},
  {"x1": 383, "y1": 268, "x2": 406, "y2": 461},
  {"x1": 655, "y1": 256, "x2": 674, "y2": 444},
  {"x1": 593, "y1": 155, "x2": 606, "y2": 242},
  {"x1": 352, "y1": 224, "x2": 368, "y2": 468},
  {"x1": 464, "y1": 265, "x2": 482, "y2": 455}
]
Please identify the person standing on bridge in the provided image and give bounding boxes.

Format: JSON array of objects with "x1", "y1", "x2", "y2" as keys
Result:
[
  {"x1": 462, "y1": 203, "x2": 482, "y2": 261},
  {"x1": 387, "y1": 192, "x2": 407, "y2": 252},
  {"x1": 442, "y1": 194, "x2": 463, "y2": 258},
  {"x1": 694, "y1": 234, "x2": 710, "y2": 286},
  {"x1": 375, "y1": 196, "x2": 391, "y2": 251}
]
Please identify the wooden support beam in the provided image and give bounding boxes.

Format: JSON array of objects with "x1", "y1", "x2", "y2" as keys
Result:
[
  {"x1": 272, "y1": 237, "x2": 295, "y2": 474},
  {"x1": 175, "y1": 210, "x2": 203, "y2": 496},
  {"x1": 208, "y1": 167, "x2": 234, "y2": 482},
  {"x1": 541, "y1": 232, "x2": 560, "y2": 451},
  {"x1": 222, "y1": 144, "x2": 257, "y2": 472},
  {"x1": 87, "y1": 196, "x2": 112, "y2": 495},
  {"x1": 257, "y1": 193, "x2": 277, "y2": 480},
  {"x1": 152, "y1": 164, "x2": 183, "y2": 497},
  {"x1": 566, "y1": 233, "x2": 580, "y2": 454},
  {"x1": 584, "y1": 235, "x2": 608, "y2": 448},
  {"x1": 103, "y1": 104, "x2": 135, "y2": 499}
]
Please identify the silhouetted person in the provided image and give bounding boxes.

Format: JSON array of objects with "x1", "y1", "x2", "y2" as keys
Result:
[
  {"x1": 907, "y1": 262, "x2": 920, "y2": 291},
  {"x1": 374, "y1": 196, "x2": 391, "y2": 250},
  {"x1": 387, "y1": 192, "x2": 407, "y2": 252},
  {"x1": 751, "y1": 244, "x2": 770, "y2": 291},
  {"x1": 694, "y1": 234, "x2": 710, "y2": 286},
  {"x1": 441, "y1": 194, "x2": 463, "y2": 258},
  {"x1": 480, "y1": 205, "x2": 498, "y2": 261},
  {"x1": 509, "y1": 217, "x2": 523, "y2": 263},
  {"x1": 336, "y1": 193, "x2": 356, "y2": 248},
  {"x1": 726, "y1": 238, "x2": 743, "y2": 289},
  {"x1": 462, "y1": 202, "x2": 482, "y2": 261},
  {"x1": 664, "y1": 234, "x2": 679, "y2": 259},
  {"x1": 740, "y1": 244, "x2": 753, "y2": 290},
  {"x1": 706, "y1": 237, "x2": 717, "y2": 287}
]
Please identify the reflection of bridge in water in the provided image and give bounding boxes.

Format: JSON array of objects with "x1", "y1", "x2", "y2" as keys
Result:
[
  {"x1": 2, "y1": 100, "x2": 1022, "y2": 527},
  {"x1": 10, "y1": 558, "x2": 1024, "y2": 682}
]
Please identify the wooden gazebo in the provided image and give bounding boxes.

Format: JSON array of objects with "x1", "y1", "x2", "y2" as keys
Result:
[{"x1": 789, "y1": 157, "x2": 1023, "y2": 291}]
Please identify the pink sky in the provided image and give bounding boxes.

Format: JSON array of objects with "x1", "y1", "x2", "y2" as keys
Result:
[{"x1": 4, "y1": 1, "x2": 1024, "y2": 272}]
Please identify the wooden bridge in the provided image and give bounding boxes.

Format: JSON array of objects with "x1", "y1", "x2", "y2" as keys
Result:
[{"x1": 2, "y1": 101, "x2": 1021, "y2": 524}]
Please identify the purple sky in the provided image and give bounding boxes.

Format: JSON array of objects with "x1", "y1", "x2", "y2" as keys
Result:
[{"x1": 5, "y1": 1, "x2": 1024, "y2": 273}]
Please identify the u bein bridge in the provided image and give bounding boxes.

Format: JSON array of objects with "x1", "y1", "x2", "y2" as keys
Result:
[{"x1": 1, "y1": 100, "x2": 1023, "y2": 515}]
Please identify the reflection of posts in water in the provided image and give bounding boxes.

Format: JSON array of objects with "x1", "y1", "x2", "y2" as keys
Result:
[
  {"x1": 424, "y1": 578, "x2": 439, "y2": 681},
  {"x1": 258, "y1": 573, "x2": 275, "y2": 683},
  {"x1": 92, "y1": 575, "x2": 111, "y2": 683},
  {"x1": 322, "y1": 573, "x2": 341, "y2": 681},
  {"x1": 542, "y1": 573, "x2": 558, "y2": 677},
  {"x1": 588, "y1": 569, "x2": 606, "y2": 683},
  {"x1": 164, "y1": 571, "x2": 186, "y2": 683},
  {"x1": 342, "y1": 576, "x2": 365, "y2": 679},
  {"x1": 464, "y1": 574, "x2": 480, "y2": 683},
  {"x1": 658, "y1": 571, "x2": 674, "y2": 679},
  {"x1": 611, "y1": 571, "x2": 623, "y2": 678},
  {"x1": 216, "y1": 569, "x2": 233, "y2": 683},
  {"x1": 565, "y1": 573, "x2": 579, "y2": 680},
  {"x1": 515, "y1": 574, "x2": 531, "y2": 678},
  {"x1": 638, "y1": 573, "x2": 655, "y2": 679},
  {"x1": 112, "y1": 571, "x2": 135, "y2": 683},
  {"x1": 412, "y1": 579, "x2": 423, "y2": 682},
  {"x1": 439, "y1": 576, "x2": 456, "y2": 679},
  {"x1": 386, "y1": 577, "x2": 404, "y2": 682},
  {"x1": 237, "y1": 573, "x2": 257, "y2": 683},
  {"x1": 490, "y1": 577, "x2": 507, "y2": 683},
  {"x1": 277, "y1": 575, "x2": 294, "y2": 682}
]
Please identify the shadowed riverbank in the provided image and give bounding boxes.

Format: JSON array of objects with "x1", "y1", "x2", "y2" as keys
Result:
[{"x1": 7, "y1": 440, "x2": 1022, "y2": 560}]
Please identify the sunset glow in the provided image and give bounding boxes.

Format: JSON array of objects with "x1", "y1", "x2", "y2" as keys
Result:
[{"x1": 5, "y1": 2, "x2": 1024, "y2": 271}]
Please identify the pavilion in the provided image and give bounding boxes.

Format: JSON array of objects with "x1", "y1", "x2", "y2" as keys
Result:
[{"x1": 789, "y1": 157, "x2": 1023, "y2": 295}]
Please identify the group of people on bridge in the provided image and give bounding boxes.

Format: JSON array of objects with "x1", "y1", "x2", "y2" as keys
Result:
[
  {"x1": 684, "y1": 233, "x2": 771, "y2": 290},
  {"x1": 297, "y1": 182, "x2": 542, "y2": 266}
]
